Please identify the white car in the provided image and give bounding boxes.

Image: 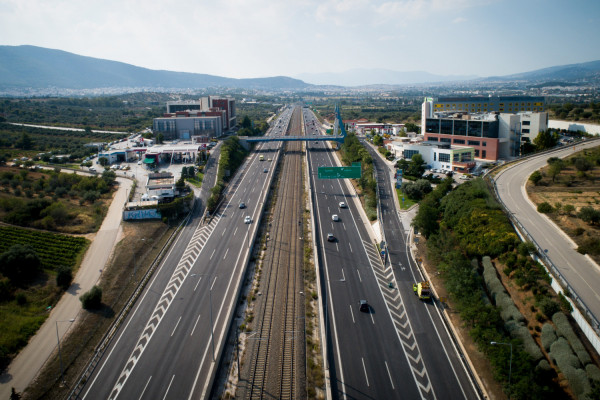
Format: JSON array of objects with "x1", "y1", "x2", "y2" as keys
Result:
[
  {"x1": 339, "y1": 202, "x2": 347, "y2": 208},
  {"x1": 244, "y1": 216, "x2": 252, "y2": 224},
  {"x1": 332, "y1": 214, "x2": 339, "y2": 222}
]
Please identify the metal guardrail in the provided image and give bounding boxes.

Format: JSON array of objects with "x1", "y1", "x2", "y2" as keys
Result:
[
  {"x1": 67, "y1": 206, "x2": 193, "y2": 399},
  {"x1": 489, "y1": 176, "x2": 600, "y2": 336}
]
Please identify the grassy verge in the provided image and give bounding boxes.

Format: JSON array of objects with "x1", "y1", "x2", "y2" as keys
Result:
[
  {"x1": 186, "y1": 172, "x2": 204, "y2": 188},
  {"x1": 395, "y1": 187, "x2": 417, "y2": 209}
]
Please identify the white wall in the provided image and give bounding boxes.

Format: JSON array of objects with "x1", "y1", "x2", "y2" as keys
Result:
[{"x1": 549, "y1": 120, "x2": 600, "y2": 135}]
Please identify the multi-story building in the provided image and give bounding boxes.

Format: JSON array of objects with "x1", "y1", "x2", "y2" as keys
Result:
[
  {"x1": 401, "y1": 141, "x2": 476, "y2": 173},
  {"x1": 154, "y1": 95, "x2": 236, "y2": 140},
  {"x1": 422, "y1": 95, "x2": 545, "y2": 118},
  {"x1": 153, "y1": 114, "x2": 222, "y2": 140},
  {"x1": 424, "y1": 111, "x2": 548, "y2": 160}
]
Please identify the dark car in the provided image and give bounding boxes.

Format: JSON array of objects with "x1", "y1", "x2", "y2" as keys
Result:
[
  {"x1": 239, "y1": 202, "x2": 246, "y2": 209},
  {"x1": 327, "y1": 233, "x2": 335, "y2": 242},
  {"x1": 359, "y1": 300, "x2": 369, "y2": 312}
]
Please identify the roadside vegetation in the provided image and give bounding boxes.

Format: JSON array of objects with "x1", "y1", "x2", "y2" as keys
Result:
[
  {"x1": 0, "y1": 225, "x2": 90, "y2": 371},
  {"x1": 527, "y1": 145, "x2": 600, "y2": 266},
  {"x1": 206, "y1": 136, "x2": 249, "y2": 213},
  {"x1": 548, "y1": 101, "x2": 600, "y2": 124},
  {"x1": 338, "y1": 132, "x2": 377, "y2": 220},
  {"x1": 413, "y1": 177, "x2": 600, "y2": 399},
  {"x1": 0, "y1": 166, "x2": 116, "y2": 233}
]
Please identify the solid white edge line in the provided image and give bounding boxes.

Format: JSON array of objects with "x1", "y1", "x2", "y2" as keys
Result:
[{"x1": 138, "y1": 376, "x2": 152, "y2": 400}]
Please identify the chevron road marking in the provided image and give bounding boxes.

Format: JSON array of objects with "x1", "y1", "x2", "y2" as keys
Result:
[{"x1": 107, "y1": 214, "x2": 220, "y2": 400}]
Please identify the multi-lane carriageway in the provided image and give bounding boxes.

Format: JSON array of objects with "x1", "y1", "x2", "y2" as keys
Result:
[
  {"x1": 77, "y1": 105, "x2": 481, "y2": 400},
  {"x1": 303, "y1": 106, "x2": 480, "y2": 400}
]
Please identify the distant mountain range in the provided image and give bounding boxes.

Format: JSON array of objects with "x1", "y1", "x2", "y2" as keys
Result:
[
  {"x1": 0, "y1": 45, "x2": 309, "y2": 91},
  {"x1": 295, "y1": 69, "x2": 477, "y2": 86},
  {"x1": 0, "y1": 45, "x2": 598, "y2": 93}
]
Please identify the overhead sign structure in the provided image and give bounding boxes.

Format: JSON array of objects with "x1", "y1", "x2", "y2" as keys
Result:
[{"x1": 318, "y1": 164, "x2": 361, "y2": 179}]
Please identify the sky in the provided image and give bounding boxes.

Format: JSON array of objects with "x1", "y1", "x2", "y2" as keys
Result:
[{"x1": 1, "y1": 0, "x2": 599, "y2": 80}]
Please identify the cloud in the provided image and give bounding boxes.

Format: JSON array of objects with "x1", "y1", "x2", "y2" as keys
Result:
[{"x1": 452, "y1": 16, "x2": 467, "y2": 23}]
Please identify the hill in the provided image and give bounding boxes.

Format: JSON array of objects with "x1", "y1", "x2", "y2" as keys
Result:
[{"x1": 0, "y1": 45, "x2": 309, "y2": 91}]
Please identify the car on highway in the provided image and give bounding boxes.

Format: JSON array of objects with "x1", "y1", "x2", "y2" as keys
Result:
[
  {"x1": 244, "y1": 216, "x2": 252, "y2": 224},
  {"x1": 239, "y1": 202, "x2": 246, "y2": 209},
  {"x1": 327, "y1": 233, "x2": 335, "y2": 242},
  {"x1": 332, "y1": 214, "x2": 339, "y2": 221},
  {"x1": 263, "y1": 168, "x2": 268, "y2": 173},
  {"x1": 339, "y1": 202, "x2": 347, "y2": 208},
  {"x1": 359, "y1": 300, "x2": 369, "y2": 312}
]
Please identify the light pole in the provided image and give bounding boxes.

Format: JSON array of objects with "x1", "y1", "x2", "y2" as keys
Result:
[
  {"x1": 491, "y1": 341, "x2": 513, "y2": 398},
  {"x1": 56, "y1": 318, "x2": 75, "y2": 385}
]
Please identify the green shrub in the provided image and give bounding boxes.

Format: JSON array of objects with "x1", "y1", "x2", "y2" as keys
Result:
[
  {"x1": 550, "y1": 337, "x2": 581, "y2": 370},
  {"x1": 80, "y1": 285, "x2": 102, "y2": 309},
  {"x1": 56, "y1": 265, "x2": 72, "y2": 291},
  {"x1": 552, "y1": 312, "x2": 592, "y2": 366},
  {"x1": 505, "y1": 320, "x2": 543, "y2": 361},
  {"x1": 541, "y1": 323, "x2": 557, "y2": 351},
  {"x1": 537, "y1": 202, "x2": 553, "y2": 213},
  {"x1": 586, "y1": 364, "x2": 600, "y2": 382},
  {"x1": 562, "y1": 365, "x2": 591, "y2": 398},
  {"x1": 540, "y1": 298, "x2": 561, "y2": 319}
]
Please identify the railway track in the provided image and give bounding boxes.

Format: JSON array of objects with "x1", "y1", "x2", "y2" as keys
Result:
[{"x1": 243, "y1": 106, "x2": 306, "y2": 399}]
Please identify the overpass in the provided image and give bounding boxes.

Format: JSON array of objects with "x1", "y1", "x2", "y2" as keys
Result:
[{"x1": 239, "y1": 104, "x2": 347, "y2": 146}]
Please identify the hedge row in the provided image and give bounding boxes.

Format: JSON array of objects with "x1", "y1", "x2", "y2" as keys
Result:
[
  {"x1": 482, "y1": 256, "x2": 543, "y2": 361},
  {"x1": 546, "y1": 312, "x2": 599, "y2": 399}
]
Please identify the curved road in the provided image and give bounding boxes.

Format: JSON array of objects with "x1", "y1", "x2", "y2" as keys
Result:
[{"x1": 494, "y1": 139, "x2": 600, "y2": 324}]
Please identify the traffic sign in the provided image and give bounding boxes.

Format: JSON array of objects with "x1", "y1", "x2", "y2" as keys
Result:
[{"x1": 318, "y1": 165, "x2": 361, "y2": 179}]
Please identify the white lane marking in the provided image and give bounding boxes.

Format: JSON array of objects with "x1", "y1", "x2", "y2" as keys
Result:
[
  {"x1": 138, "y1": 376, "x2": 152, "y2": 400},
  {"x1": 385, "y1": 361, "x2": 395, "y2": 390},
  {"x1": 343, "y1": 223, "x2": 346, "y2": 230},
  {"x1": 335, "y1": 243, "x2": 339, "y2": 252},
  {"x1": 370, "y1": 312, "x2": 375, "y2": 325},
  {"x1": 341, "y1": 268, "x2": 346, "y2": 281},
  {"x1": 210, "y1": 249, "x2": 215, "y2": 260},
  {"x1": 349, "y1": 243, "x2": 353, "y2": 253},
  {"x1": 233, "y1": 227, "x2": 238, "y2": 236},
  {"x1": 350, "y1": 305, "x2": 355, "y2": 323},
  {"x1": 171, "y1": 316, "x2": 182, "y2": 337},
  {"x1": 194, "y1": 276, "x2": 202, "y2": 292},
  {"x1": 362, "y1": 358, "x2": 370, "y2": 386},
  {"x1": 221, "y1": 227, "x2": 226, "y2": 236},
  {"x1": 210, "y1": 276, "x2": 218, "y2": 291},
  {"x1": 357, "y1": 269, "x2": 362, "y2": 282},
  {"x1": 162, "y1": 375, "x2": 176, "y2": 400},
  {"x1": 191, "y1": 314, "x2": 201, "y2": 336},
  {"x1": 223, "y1": 248, "x2": 229, "y2": 260}
]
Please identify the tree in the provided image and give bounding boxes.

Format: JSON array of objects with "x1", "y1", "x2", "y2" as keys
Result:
[
  {"x1": 80, "y1": 285, "x2": 102, "y2": 309},
  {"x1": 404, "y1": 122, "x2": 420, "y2": 134},
  {"x1": 372, "y1": 135, "x2": 383, "y2": 146},
  {"x1": 533, "y1": 129, "x2": 559, "y2": 151},
  {"x1": 529, "y1": 170, "x2": 542, "y2": 185},
  {"x1": 547, "y1": 160, "x2": 563, "y2": 182},
  {"x1": 98, "y1": 157, "x2": 109, "y2": 167},
  {"x1": 56, "y1": 265, "x2": 72, "y2": 291},
  {"x1": 0, "y1": 244, "x2": 41, "y2": 285},
  {"x1": 240, "y1": 115, "x2": 252, "y2": 129},
  {"x1": 17, "y1": 133, "x2": 33, "y2": 150},
  {"x1": 407, "y1": 153, "x2": 426, "y2": 178},
  {"x1": 155, "y1": 133, "x2": 164, "y2": 144},
  {"x1": 578, "y1": 206, "x2": 600, "y2": 225}
]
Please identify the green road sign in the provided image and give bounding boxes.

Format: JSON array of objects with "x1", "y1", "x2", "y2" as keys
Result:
[{"x1": 318, "y1": 165, "x2": 361, "y2": 179}]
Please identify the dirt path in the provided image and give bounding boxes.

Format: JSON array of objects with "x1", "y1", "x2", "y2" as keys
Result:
[{"x1": 0, "y1": 177, "x2": 132, "y2": 398}]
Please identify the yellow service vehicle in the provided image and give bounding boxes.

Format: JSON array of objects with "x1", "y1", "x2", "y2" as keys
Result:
[
  {"x1": 259, "y1": 155, "x2": 264, "y2": 161},
  {"x1": 413, "y1": 281, "x2": 431, "y2": 300}
]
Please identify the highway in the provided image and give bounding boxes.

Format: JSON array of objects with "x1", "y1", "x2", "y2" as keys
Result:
[
  {"x1": 79, "y1": 109, "x2": 293, "y2": 399},
  {"x1": 494, "y1": 139, "x2": 600, "y2": 324},
  {"x1": 305, "y1": 108, "x2": 479, "y2": 400}
]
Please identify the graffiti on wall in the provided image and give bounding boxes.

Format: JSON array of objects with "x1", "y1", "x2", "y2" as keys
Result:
[{"x1": 123, "y1": 209, "x2": 162, "y2": 220}]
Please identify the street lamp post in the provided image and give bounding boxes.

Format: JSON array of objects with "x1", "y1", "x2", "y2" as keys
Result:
[
  {"x1": 491, "y1": 341, "x2": 513, "y2": 398},
  {"x1": 56, "y1": 318, "x2": 75, "y2": 385}
]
